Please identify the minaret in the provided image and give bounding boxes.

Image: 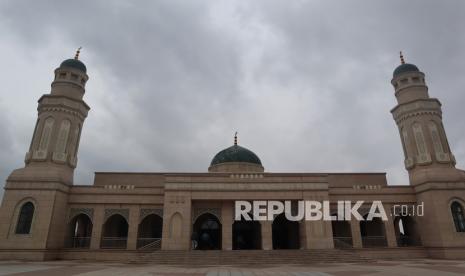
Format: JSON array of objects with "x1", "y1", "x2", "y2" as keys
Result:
[
  {"x1": 391, "y1": 52, "x2": 461, "y2": 185},
  {"x1": 13, "y1": 48, "x2": 90, "y2": 185}
]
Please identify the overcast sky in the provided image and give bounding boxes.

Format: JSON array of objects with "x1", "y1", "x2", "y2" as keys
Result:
[{"x1": 0, "y1": 1, "x2": 464, "y2": 191}]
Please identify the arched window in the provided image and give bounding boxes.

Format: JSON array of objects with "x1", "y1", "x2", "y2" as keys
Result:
[
  {"x1": 15, "y1": 202, "x2": 35, "y2": 234},
  {"x1": 451, "y1": 202, "x2": 465, "y2": 232}
]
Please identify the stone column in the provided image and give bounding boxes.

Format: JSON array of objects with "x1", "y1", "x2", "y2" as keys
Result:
[
  {"x1": 299, "y1": 221, "x2": 306, "y2": 249},
  {"x1": 261, "y1": 221, "x2": 273, "y2": 250},
  {"x1": 161, "y1": 191, "x2": 192, "y2": 250},
  {"x1": 126, "y1": 206, "x2": 139, "y2": 250},
  {"x1": 304, "y1": 220, "x2": 334, "y2": 249},
  {"x1": 221, "y1": 202, "x2": 233, "y2": 250},
  {"x1": 90, "y1": 206, "x2": 104, "y2": 250},
  {"x1": 384, "y1": 212, "x2": 398, "y2": 247},
  {"x1": 349, "y1": 219, "x2": 363, "y2": 248}
]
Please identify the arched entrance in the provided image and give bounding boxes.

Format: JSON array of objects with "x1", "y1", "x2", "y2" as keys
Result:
[
  {"x1": 100, "y1": 214, "x2": 128, "y2": 249},
  {"x1": 192, "y1": 213, "x2": 222, "y2": 250},
  {"x1": 68, "y1": 214, "x2": 93, "y2": 248},
  {"x1": 272, "y1": 213, "x2": 300, "y2": 249},
  {"x1": 360, "y1": 215, "x2": 387, "y2": 247},
  {"x1": 331, "y1": 220, "x2": 352, "y2": 248},
  {"x1": 232, "y1": 218, "x2": 261, "y2": 250},
  {"x1": 394, "y1": 216, "x2": 421, "y2": 246},
  {"x1": 137, "y1": 214, "x2": 163, "y2": 249}
]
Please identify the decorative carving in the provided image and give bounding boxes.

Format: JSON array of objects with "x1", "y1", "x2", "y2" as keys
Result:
[
  {"x1": 104, "y1": 208, "x2": 129, "y2": 221},
  {"x1": 69, "y1": 208, "x2": 94, "y2": 222},
  {"x1": 404, "y1": 157, "x2": 415, "y2": 169},
  {"x1": 169, "y1": 196, "x2": 185, "y2": 204},
  {"x1": 428, "y1": 121, "x2": 451, "y2": 163},
  {"x1": 33, "y1": 117, "x2": 55, "y2": 160},
  {"x1": 38, "y1": 106, "x2": 86, "y2": 120},
  {"x1": 139, "y1": 208, "x2": 163, "y2": 222},
  {"x1": 29, "y1": 119, "x2": 40, "y2": 152},
  {"x1": 401, "y1": 128, "x2": 410, "y2": 159},
  {"x1": 169, "y1": 213, "x2": 182, "y2": 238},
  {"x1": 394, "y1": 110, "x2": 442, "y2": 124},
  {"x1": 69, "y1": 125, "x2": 80, "y2": 158},
  {"x1": 192, "y1": 208, "x2": 221, "y2": 223},
  {"x1": 413, "y1": 123, "x2": 431, "y2": 165},
  {"x1": 55, "y1": 120, "x2": 71, "y2": 154}
]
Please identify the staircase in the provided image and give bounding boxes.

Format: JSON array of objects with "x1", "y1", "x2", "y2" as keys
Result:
[{"x1": 130, "y1": 249, "x2": 373, "y2": 265}]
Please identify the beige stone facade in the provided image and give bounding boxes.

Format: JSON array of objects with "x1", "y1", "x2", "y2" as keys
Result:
[{"x1": 0, "y1": 54, "x2": 465, "y2": 261}]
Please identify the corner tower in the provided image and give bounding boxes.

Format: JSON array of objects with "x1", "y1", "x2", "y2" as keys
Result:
[
  {"x1": 0, "y1": 50, "x2": 90, "y2": 260},
  {"x1": 13, "y1": 48, "x2": 90, "y2": 185},
  {"x1": 391, "y1": 53, "x2": 465, "y2": 254},
  {"x1": 390, "y1": 52, "x2": 462, "y2": 185}
]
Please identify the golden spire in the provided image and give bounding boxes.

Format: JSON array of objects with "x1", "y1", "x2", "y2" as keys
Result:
[
  {"x1": 400, "y1": 51, "x2": 405, "y2": 64},
  {"x1": 234, "y1": 132, "x2": 238, "y2": 145},
  {"x1": 74, "y1": 47, "x2": 82, "y2": 60}
]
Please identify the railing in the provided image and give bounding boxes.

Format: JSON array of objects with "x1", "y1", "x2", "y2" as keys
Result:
[
  {"x1": 333, "y1": 236, "x2": 353, "y2": 248},
  {"x1": 67, "y1": 237, "x2": 91, "y2": 248},
  {"x1": 361, "y1": 236, "x2": 387, "y2": 247},
  {"x1": 397, "y1": 235, "x2": 422, "y2": 247},
  {"x1": 137, "y1": 238, "x2": 162, "y2": 250},
  {"x1": 100, "y1": 237, "x2": 128, "y2": 249}
]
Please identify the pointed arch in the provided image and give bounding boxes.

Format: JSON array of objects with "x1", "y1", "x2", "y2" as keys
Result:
[
  {"x1": 412, "y1": 122, "x2": 427, "y2": 155},
  {"x1": 67, "y1": 213, "x2": 93, "y2": 248},
  {"x1": 55, "y1": 119, "x2": 71, "y2": 154},
  {"x1": 137, "y1": 214, "x2": 163, "y2": 249},
  {"x1": 100, "y1": 214, "x2": 128, "y2": 248},
  {"x1": 169, "y1": 212, "x2": 183, "y2": 239},
  {"x1": 451, "y1": 201, "x2": 465, "y2": 232},
  {"x1": 38, "y1": 117, "x2": 55, "y2": 152},
  {"x1": 192, "y1": 213, "x2": 222, "y2": 250},
  {"x1": 15, "y1": 202, "x2": 35, "y2": 234}
]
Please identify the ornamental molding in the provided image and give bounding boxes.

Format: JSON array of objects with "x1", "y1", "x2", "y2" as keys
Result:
[
  {"x1": 394, "y1": 110, "x2": 442, "y2": 124},
  {"x1": 139, "y1": 208, "x2": 163, "y2": 222},
  {"x1": 192, "y1": 208, "x2": 221, "y2": 224},
  {"x1": 68, "y1": 207, "x2": 94, "y2": 222},
  {"x1": 38, "y1": 106, "x2": 86, "y2": 120},
  {"x1": 104, "y1": 208, "x2": 129, "y2": 222},
  {"x1": 392, "y1": 100, "x2": 441, "y2": 119}
]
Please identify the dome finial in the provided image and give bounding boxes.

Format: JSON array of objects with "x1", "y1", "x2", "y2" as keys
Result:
[
  {"x1": 400, "y1": 51, "x2": 405, "y2": 64},
  {"x1": 234, "y1": 131, "x2": 238, "y2": 145},
  {"x1": 74, "y1": 47, "x2": 82, "y2": 60}
]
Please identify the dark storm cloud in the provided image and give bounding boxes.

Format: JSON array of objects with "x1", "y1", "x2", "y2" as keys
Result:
[{"x1": 0, "y1": 0, "x2": 464, "y2": 190}]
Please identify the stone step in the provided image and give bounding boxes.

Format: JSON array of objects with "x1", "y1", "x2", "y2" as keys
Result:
[{"x1": 130, "y1": 249, "x2": 373, "y2": 265}]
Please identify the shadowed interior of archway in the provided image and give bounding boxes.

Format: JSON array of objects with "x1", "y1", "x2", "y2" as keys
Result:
[
  {"x1": 101, "y1": 214, "x2": 128, "y2": 249},
  {"x1": 360, "y1": 215, "x2": 387, "y2": 247},
  {"x1": 232, "y1": 216, "x2": 261, "y2": 250},
  {"x1": 193, "y1": 213, "x2": 222, "y2": 250},
  {"x1": 272, "y1": 213, "x2": 300, "y2": 249},
  {"x1": 137, "y1": 214, "x2": 163, "y2": 249},
  {"x1": 67, "y1": 214, "x2": 93, "y2": 248}
]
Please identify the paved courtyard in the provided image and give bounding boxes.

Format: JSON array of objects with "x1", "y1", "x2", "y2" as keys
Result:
[{"x1": 1, "y1": 259, "x2": 465, "y2": 276}]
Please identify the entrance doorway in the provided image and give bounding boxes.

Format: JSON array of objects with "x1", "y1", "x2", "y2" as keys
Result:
[
  {"x1": 232, "y1": 219, "x2": 261, "y2": 250},
  {"x1": 68, "y1": 214, "x2": 93, "y2": 248},
  {"x1": 100, "y1": 214, "x2": 128, "y2": 249},
  {"x1": 137, "y1": 214, "x2": 163, "y2": 249},
  {"x1": 272, "y1": 213, "x2": 300, "y2": 249},
  {"x1": 331, "y1": 220, "x2": 353, "y2": 248},
  {"x1": 192, "y1": 213, "x2": 222, "y2": 250},
  {"x1": 360, "y1": 215, "x2": 387, "y2": 247},
  {"x1": 394, "y1": 216, "x2": 421, "y2": 246}
]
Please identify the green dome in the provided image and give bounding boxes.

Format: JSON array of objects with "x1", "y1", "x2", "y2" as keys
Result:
[
  {"x1": 393, "y1": 63, "x2": 419, "y2": 77},
  {"x1": 60, "y1": 59, "x2": 87, "y2": 73},
  {"x1": 210, "y1": 145, "x2": 262, "y2": 166}
]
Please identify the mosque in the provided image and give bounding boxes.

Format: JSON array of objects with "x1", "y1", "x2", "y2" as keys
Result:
[{"x1": 0, "y1": 50, "x2": 464, "y2": 262}]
